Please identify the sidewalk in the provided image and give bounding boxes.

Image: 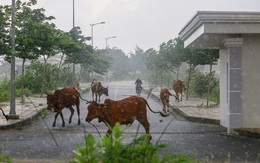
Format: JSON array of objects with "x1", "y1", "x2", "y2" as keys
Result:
[{"x1": 0, "y1": 96, "x2": 47, "y2": 130}]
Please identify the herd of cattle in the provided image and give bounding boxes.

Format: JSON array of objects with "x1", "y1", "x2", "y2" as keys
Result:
[{"x1": 43, "y1": 79, "x2": 185, "y2": 141}]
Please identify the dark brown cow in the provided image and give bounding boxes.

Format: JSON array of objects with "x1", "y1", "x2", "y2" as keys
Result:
[
  {"x1": 159, "y1": 88, "x2": 178, "y2": 112},
  {"x1": 173, "y1": 80, "x2": 185, "y2": 102},
  {"x1": 85, "y1": 96, "x2": 168, "y2": 141},
  {"x1": 45, "y1": 87, "x2": 88, "y2": 127},
  {"x1": 91, "y1": 79, "x2": 109, "y2": 102}
]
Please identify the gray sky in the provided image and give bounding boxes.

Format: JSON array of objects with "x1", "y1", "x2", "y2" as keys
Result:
[{"x1": 2, "y1": 0, "x2": 260, "y2": 54}]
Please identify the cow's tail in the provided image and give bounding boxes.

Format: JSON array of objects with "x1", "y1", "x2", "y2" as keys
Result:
[
  {"x1": 0, "y1": 108, "x2": 9, "y2": 121},
  {"x1": 170, "y1": 94, "x2": 179, "y2": 101},
  {"x1": 145, "y1": 101, "x2": 169, "y2": 117},
  {"x1": 79, "y1": 94, "x2": 90, "y2": 103}
]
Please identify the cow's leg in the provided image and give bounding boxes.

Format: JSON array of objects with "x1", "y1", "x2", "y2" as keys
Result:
[
  {"x1": 53, "y1": 112, "x2": 65, "y2": 127},
  {"x1": 92, "y1": 91, "x2": 94, "y2": 101},
  {"x1": 95, "y1": 93, "x2": 98, "y2": 102},
  {"x1": 53, "y1": 112, "x2": 59, "y2": 127},
  {"x1": 68, "y1": 106, "x2": 75, "y2": 124},
  {"x1": 76, "y1": 104, "x2": 81, "y2": 125},
  {"x1": 166, "y1": 99, "x2": 170, "y2": 112},
  {"x1": 180, "y1": 91, "x2": 182, "y2": 101},
  {"x1": 60, "y1": 112, "x2": 65, "y2": 127},
  {"x1": 138, "y1": 117, "x2": 151, "y2": 142},
  {"x1": 162, "y1": 101, "x2": 166, "y2": 112}
]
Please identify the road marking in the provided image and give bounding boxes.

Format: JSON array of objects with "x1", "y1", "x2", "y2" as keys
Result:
[{"x1": 113, "y1": 84, "x2": 118, "y2": 100}]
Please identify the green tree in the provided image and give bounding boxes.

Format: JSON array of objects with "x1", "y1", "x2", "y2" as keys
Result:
[
  {"x1": 198, "y1": 49, "x2": 219, "y2": 107},
  {"x1": 92, "y1": 49, "x2": 111, "y2": 75},
  {"x1": 105, "y1": 47, "x2": 129, "y2": 79},
  {"x1": 14, "y1": 0, "x2": 54, "y2": 101},
  {"x1": 0, "y1": 4, "x2": 11, "y2": 56},
  {"x1": 32, "y1": 22, "x2": 60, "y2": 94},
  {"x1": 129, "y1": 46, "x2": 148, "y2": 76},
  {"x1": 144, "y1": 48, "x2": 162, "y2": 85},
  {"x1": 171, "y1": 37, "x2": 186, "y2": 79},
  {"x1": 65, "y1": 26, "x2": 93, "y2": 84}
]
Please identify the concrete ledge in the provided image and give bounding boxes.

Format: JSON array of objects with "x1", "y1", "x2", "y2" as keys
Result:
[
  {"x1": 232, "y1": 128, "x2": 260, "y2": 139},
  {"x1": 0, "y1": 106, "x2": 47, "y2": 130},
  {"x1": 171, "y1": 107, "x2": 220, "y2": 125}
]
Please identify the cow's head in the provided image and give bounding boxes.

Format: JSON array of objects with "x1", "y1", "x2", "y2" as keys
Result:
[
  {"x1": 104, "y1": 87, "x2": 109, "y2": 96},
  {"x1": 45, "y1": 93, "x2": 58, "y2": 111},
  {"x1": 86, "y1": 101, "x2": 107, "y2": 122}
]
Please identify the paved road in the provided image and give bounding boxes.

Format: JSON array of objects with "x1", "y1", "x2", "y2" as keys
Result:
[{"x1": 0, "y1": 81, "x2": 259, "y2": 163}]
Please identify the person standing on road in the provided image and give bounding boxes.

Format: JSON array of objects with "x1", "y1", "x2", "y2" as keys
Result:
[{"x1": 135, "y1": 78, "x2": 143, "y2": 95}]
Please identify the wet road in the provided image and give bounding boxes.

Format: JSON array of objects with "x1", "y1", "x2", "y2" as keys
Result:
[{"x1": 0, "y1": 81, "x2": 259, "y2": 162}]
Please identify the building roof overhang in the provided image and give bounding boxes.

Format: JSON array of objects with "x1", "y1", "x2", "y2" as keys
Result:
[{"x1": 179, "y1": 11, "x2": 260, "y2": 49}]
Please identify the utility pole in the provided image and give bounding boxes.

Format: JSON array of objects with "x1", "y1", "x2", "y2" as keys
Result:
[
  {"x1": 9, "y1": 0, "x2": 19, "y2": 119},
  {"x1": 72, "y1": 0, "x2": 75, "y2": 87}
]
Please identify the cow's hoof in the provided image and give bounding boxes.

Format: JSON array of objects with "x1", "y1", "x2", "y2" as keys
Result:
[
  {"x1": 62, "y1": 124, "x2": 65, "y2": 127},
  {"x1": 52, "y1": 124, "x2": 55, "y2": 127}
]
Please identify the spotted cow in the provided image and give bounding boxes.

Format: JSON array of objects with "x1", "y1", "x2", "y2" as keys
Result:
[
  {"x1": 160, "y1": 88, "x2": 178, "y2": 112},
  {"x1": 85, "y1": 96, "x2": 169, "y2": 141}
]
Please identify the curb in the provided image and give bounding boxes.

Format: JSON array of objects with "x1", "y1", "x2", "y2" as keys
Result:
[
  {"x1": 0, "y1": 106, "x2": 47, "y2": 130},
  {"x1": 171, "y1": 106, "x2": 220, "y2": 125},
  {"x1": 232, "y1": 128, "x2": 260, "y2": 139}
]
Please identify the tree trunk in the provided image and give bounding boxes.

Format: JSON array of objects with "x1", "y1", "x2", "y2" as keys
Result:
[
  {"x1": 186, "y1": 63, "x2": 194, "y2": 100},
  {"x1": 56, "y1": 54, "x2": 65, "y2": 89},
  {"x1": 21, "y1": 58, "x2": 25, "y2": 103},
  {"x1": 176, "y1": 66, "x2": 180, "y2": 80},
  {"x1": 41, "y1": 56, "x2": 47, "y2": 97},
  {"x1": 206, "y1": 59, "x2": 213, "y2": 108}
]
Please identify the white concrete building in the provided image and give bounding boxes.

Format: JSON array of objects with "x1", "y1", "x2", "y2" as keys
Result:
[{"x1": 179, "y1": 11, "x2": 260, "y2": 133}]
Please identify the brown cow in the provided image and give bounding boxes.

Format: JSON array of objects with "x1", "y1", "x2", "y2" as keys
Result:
[
  {"x1": 173, "y1": 80, "x2": 185, "y2": 102},
  {"x1": 85, "y1": 96, "x2": 169, "y2": 141},
  {"x1": 45, "y1": 87, "x2": 88, "y2": 127},
  {"x1": 91, "y1": 79, "x2": 109, "y2": 102},
  {"x1": 160, "y1": 88, "x2": 178, "y2": 112}
]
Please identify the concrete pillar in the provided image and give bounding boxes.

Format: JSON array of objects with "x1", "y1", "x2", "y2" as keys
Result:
[{"x1": 223, "y1": 38, "x2": 243, "y2": 133}]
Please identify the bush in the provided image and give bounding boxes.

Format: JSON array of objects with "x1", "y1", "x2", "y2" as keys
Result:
[
  {"x1": 15, "y1": 61, "x2": 74, "y2": 93},
  {"x1": 0, "y1": 153, "x2": 12, "y2": 163},
  {"x1": 0, "y1": 79, "x2": 10, "y2": 102},
  {"x1": 71, "y1": 123, "x2": 196, "y2": 163},
  {"x1": 189, "y1": 70, "x2": 219, "y2": 103}
]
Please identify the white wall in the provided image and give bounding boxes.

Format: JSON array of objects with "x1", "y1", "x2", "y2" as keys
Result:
[
  {"x1": 241, "y1": 35, "x2": 260, "y2": 128},
  {"x1": 219, "y1": 49, "x2": 229, "y2": 127}
]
